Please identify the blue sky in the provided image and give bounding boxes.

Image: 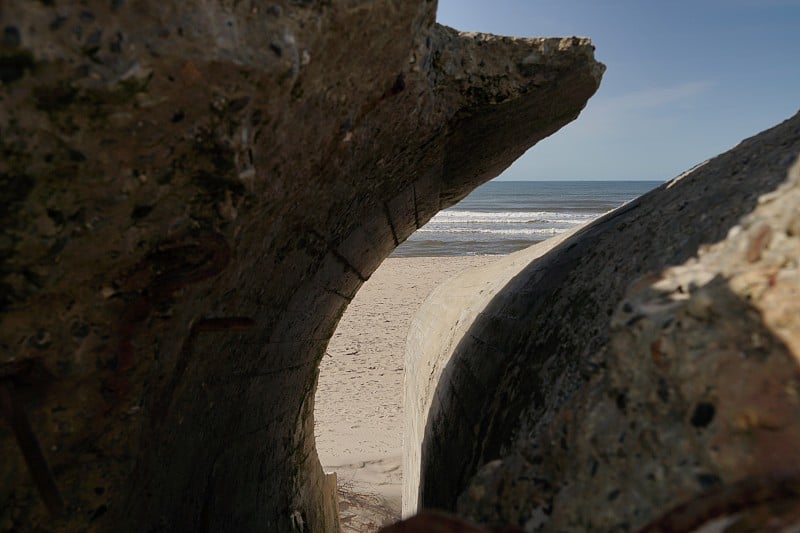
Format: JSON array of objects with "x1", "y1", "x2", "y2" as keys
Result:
[{"x1": 437, "y1": 0, "x2": 800, "y2": 181}]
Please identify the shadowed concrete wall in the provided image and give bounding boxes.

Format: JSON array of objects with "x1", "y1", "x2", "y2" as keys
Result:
[
  {"x1": 403, "y1": 220, "x2": 584, "y2": 516},
  {"x1": 405, "y1": 112, "x2": 800, "y2": 528},
  {"x1": 0, "y1": 1, "x2": 603, "y2": 530}
]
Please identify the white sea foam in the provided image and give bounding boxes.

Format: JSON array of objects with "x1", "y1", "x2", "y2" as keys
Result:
[
  {"x1": 427, "y1": 210, "x2": 598, "y2": 225},
  {"x1": 416, "y1": 227, "x2": 563, "y2": 236},
  {"x1": 392, "y1": 181, "x2": 657, "y2": 256}
]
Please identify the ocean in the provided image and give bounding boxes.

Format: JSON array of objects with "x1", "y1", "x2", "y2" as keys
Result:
[{"x1": 393, "y1": 181, "x2": 661, "y2": 257}]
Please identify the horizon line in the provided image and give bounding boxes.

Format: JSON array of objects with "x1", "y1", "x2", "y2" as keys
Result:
[{"x1": 490, "y1": 178, "x2": 666, "y2": 182}]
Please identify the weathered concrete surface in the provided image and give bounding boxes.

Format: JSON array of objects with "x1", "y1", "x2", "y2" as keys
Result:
[
  {"x1": 0, "y1": 0, "x2": 602, "y2": 531},
  {"x1": 459, "y1": 153, "x2": 800, "y2": 532},
  {"x1": 403, "y1": 223, "x2": 584, "y2": 516},
  {"x1": 405, "y1": 111, "x2": 800, "y2": 529}
]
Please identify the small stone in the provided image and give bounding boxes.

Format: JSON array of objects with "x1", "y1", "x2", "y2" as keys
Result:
[
  {"x1": 29, "y1": 330, "x2": 52, "y2": 349},
  {"x1": 745, "y1": 224, "x2": 773, "y2": 262},
  {"x1": 685, "y1": 291, "x2": 714, "y2": 320}
]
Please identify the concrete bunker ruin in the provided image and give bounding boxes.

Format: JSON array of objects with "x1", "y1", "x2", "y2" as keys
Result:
[{"x1": 0, "y1": 2, "x2": 602, "y2": 530}]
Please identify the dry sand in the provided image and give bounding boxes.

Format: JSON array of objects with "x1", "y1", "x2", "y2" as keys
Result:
[{"x1": 314, "y1": 255, "x2": 500, "y2": 532}]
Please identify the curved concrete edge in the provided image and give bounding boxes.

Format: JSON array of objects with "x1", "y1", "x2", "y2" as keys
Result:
[
  {"x1": 402, "y1": 110, "x2": 800, "y2": 527},
  {"x1": 402, "y1": 224, "x2": 585, "y2": 516},
  {"x1": 0, "y1": 1, "x2": 604, "y2": 528},
  {"x1": 459, "y1": 154, "x2": 800, "y2": 530}
]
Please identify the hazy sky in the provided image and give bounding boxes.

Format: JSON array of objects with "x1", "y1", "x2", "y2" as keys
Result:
[{"x1": 437, "y1": 0, "x2": 800, "y2": 181}]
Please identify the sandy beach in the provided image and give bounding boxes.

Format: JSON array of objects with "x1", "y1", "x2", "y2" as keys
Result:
[{"x1": 314, "y1": 255, "x2": 500, "y2": 531}]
